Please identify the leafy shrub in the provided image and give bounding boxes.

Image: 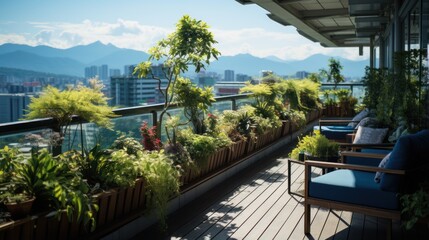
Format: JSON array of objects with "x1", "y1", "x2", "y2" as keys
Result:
[
  {"x1": 138, "y1": 150, "x2": 180, "y2": 229},
  {"x1": 290, "y1": 132, "x2": 339, "y2": 160}
]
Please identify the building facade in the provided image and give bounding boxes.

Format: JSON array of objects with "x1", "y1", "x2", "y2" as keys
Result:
[
  {"x1": 224, "y1": 70, "x2": 235, "y2": 81},
  {"x1": 110, "y1": 77, "x2": 168, "y2": 107},
  {"x1": 0, "y1": 94, "x2": 31, "y2": 123}
]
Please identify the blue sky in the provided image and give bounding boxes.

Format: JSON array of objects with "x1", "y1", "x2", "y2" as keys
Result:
[{"x1": 0, "y1": 0, "x2": 369, "y2": 60}]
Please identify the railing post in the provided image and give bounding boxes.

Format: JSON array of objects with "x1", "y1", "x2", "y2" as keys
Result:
[
  {"x1": 151, "y1": 110, "x2": 158, "y2": 127},
  {"x1": 232, "y1": 99, "x2": 237, "y2": 111}
]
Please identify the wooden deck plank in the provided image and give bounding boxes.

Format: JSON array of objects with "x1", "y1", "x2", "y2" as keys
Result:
[
  {"x1": 347, "y1": 213, "x2": 365, "y2": 240},
  {"x1": 363, "y1": 215, "x2": 378, "y2": 240},
  {"x1": 178, "y1": 159, "x2": 289, "y2": 239},
  {"x1": 243, "y1": 167, "x2": 305, "y2": 239},
  {"x1": 230, "y1": 167, "x2": 297, "y2": 239},
  {"x1": 319, "y1": 210, "x2": 343, "y2": 240},
  {"x1": 207, "y1": 161, "x2": 290, "y2": 240},
  {"x1": 333, "y1": 210, "x2": 353, "y2": 240}
]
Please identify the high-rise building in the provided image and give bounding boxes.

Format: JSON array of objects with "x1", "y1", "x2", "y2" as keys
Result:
[
  {"x1": 0, "y1": 94, "x2": 31, "y2": 123},
  {"x1": 85, "y1": 65, "x2": 99, "y2": 79},
  {"x1": 124, "y1": 65, "x2": 137, "y2": 77},
  {"x1": 224, "y1": 70, "x2": 235, "y2": 81},
  {"x1": 236, "y1": 74, "x2": 250, "y2": 82},
  {"x1": 110, "y1": 77, "x2": 168, "y2": 107},
  {"x1": 296, "y1": 71, "x2": 309, "y2": 79},
  {"x1": 99, "y1": 65, "x2": 109, "y2": 81},
  {"x1": 109, "y1": 69, "x2": 121, "y2": 77}
]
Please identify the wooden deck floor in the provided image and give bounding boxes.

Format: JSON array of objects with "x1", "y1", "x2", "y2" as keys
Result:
[{"x1": 134, "y1": 147, "x2": 428, "y2": 240}]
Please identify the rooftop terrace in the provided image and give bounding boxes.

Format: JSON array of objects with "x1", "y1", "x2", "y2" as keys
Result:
[{"x1": 135, "y1": 143, "x2": 428, "y2": 240}]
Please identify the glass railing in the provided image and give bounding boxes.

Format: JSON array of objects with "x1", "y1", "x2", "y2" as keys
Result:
[
  {"x1": 320, "y1": 83, "x2": 365, "y2": 103},
  {"x1": 0, "y1": 94, "x2": 251, "y2": 154}
]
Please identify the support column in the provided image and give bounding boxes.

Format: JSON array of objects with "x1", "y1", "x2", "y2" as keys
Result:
[{"x1": 370, "y1": 37, "x2": 374, "y2": 68}]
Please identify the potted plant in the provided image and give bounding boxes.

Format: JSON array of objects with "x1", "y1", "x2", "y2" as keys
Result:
[
  {"x1": 25, "y1": 79, "x2": 117, "y2": 155},
  {"x1": 0, "y1": 188, "x2": 35, "y2": 218},
  {"x1": 0, "y1": 146, "x2": 35, "y2": 218},
  {"x1": 290, "y1": 132, "x2": 339, "y2": 162}
]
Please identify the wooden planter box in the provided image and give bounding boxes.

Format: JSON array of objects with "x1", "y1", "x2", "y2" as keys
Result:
[
  {"x1": 255, "y1": 131, "x2": 272, "y2": 150},
  {"x1": 281, "y1": 120, "x2": 291, "y2": 137},
  {"x1": 0, "y1": 178, "x2": 148, "y2": 239},
  {"x1": 271, "y1": 126, "x2": 283, "y2": 142},
  {"x1": 228, "y1": 140, "x2": 247, "y2": 163}
]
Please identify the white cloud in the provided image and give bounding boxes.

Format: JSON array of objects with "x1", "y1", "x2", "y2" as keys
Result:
[{"x1": 0, "y1": 19, "x2": 369, "y2": 61}]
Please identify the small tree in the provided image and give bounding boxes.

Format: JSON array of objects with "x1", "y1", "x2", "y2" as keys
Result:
[
  {"x1": 320, "y1": 58, "x2": 345, "y2": 89},
  {"x1": 25, "y1": 79, "x2": 116, "y2": 155},
  {"x1": 134, "y1": 15, "x2": 220, "y2": 138},
  {"x1": 174, "y1": 77, "x2": 215, "y2": 134}
]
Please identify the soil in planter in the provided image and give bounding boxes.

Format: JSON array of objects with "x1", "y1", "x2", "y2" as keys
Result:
[{"x1": 4, "y1": 197, "x2": 35, "y2": 219}]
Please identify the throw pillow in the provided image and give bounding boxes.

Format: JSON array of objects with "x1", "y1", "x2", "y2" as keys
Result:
[
  {"x1": 374, "y1": 152, "x2": 391, "y2": 183},
  {"x1": 353, "y1": 126, "x2": 389, "y2": 144},
  {"x1": 354, "y1": 117, "x2": 377, "y2": 129},
  {"x1": 347, "y1": 109, "x2": 369, "y2": 128}
]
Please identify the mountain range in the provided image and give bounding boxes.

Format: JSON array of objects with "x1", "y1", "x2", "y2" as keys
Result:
[{"x1": 0, "y1": 41, "x2": 368, "y2": 78}]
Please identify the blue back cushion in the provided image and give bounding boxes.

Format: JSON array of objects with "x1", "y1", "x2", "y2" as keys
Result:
[
  {"x1": 345, "y1": 148, "x2": 391, "y2": 167},
  {"x1": 380, "y1": 130, "x2": 429, "y2": 192}
]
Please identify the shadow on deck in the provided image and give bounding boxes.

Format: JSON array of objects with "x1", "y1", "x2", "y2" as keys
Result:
[{"x1": 132, "y1": 142, "x2": 428, "y2": 240}]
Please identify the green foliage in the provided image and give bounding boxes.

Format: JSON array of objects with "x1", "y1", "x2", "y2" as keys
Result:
[
  {"x1": 138, "y1": 150, "x2": 180, "y2": 229},
  {"x1": 363, "y1": 50, "x2": 429, "y2": 130},
  {"x1": 308, "y1": 72, "x2": 322, "y2": 83},
  {"x1": 25, "y1": 79, "x2": 117, "y2": 150},
  {"x1": 111, "y1": 135, "x2": 144, "y2": 156},
  {"x1": 174, "y1": 77, "x2": 215, "y2": 134},
  {"x1": 322, "y1": 90, "x2": 338, "y2": 106},
  {"x1": 290, "y1": 132, "x2": 339, "y2": 160},
  {"x1": 295, "y1": 79, "x2": 322, "y2": 110},
  {"x1": 219, "y1": 109, "x2": 252, "y2": 141},
  {"x1": 62, "y1": 144, "x2": 140, "y2": 189},
  {"x1": 401, "y1": 186, "x2": 429, "y2": 230},
  {"x1": 362, "y1": 67, "x2": 389, "y2": 110},
  {"x1": 320, "y1": 58, "x2": 345, "y2": 89},
  {"x1": 282, "y1": 109, "x2": 307, "y2": 129},
  {"x1": 240, "y1": 82, "x2": 282, "y2": 120},
  {"x1": 177, "y1": 128, "x2": 231, "y2": 167},
  {"x1": 133, "y1": 15, "x2": 220, "y2": 137},
  {"x1": 0, "y1": 146, "x2": 20, "y2": 183},
  {"x1": 17, "y1": 149, "x2": 97, "y2": 230}
]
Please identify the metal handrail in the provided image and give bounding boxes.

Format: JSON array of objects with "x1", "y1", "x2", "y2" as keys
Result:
[{"x1": 0, "y1": 93, "x2": 251, "y2": 136}]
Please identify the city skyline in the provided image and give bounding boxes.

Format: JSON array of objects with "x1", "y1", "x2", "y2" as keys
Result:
[{"x1": 0, "y1": 0, "x2": 370, "y2": 61}]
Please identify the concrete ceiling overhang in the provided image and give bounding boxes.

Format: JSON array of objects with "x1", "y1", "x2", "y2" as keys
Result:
[{"x1": 236, "y1": 0, "x2": 392, "y2": 48}]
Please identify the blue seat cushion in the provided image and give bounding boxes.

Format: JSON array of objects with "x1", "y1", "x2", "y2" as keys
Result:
[
  {"x1": 380, "y1": 130, "x2": 429, "y2": 192},
  {"x1": 345, "y1": 148, "x2": 391, "y2": 167},
  {"x1": 309, "y1": 169, "x2": 399, "y2": 210},
  {"x1": 314, "y1": 126, "x2": 355, "y2": 140}
]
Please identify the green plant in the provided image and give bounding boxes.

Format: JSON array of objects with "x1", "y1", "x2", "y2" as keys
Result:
[
  {"x1": 174, "y1": 77, "x2": 215, "y2": 134},
  {"x1": 18, "y1": 149, "x2": 97, "y2": 230},
  {"x1": 111, "y1": 135, "x2": 144, "y2": 156},
  {"x1": 0, "y1": 146, "x2": 20, "y2": 183},
  {"x1": 401, "y1": 185, "x2": 429, "y2": 230},
  {"x1": 25, "y1": 79, "x2": 117, "y2": 154},
  {"x1": 134, "y1": 15, "x2": 220, "y2": 138},
  {"x1": 240, "y1": 82, "x2": 281, "y2": 120},
  {"x1": 219, "y1": 109, "x2": 252, "y2": 141},
  {"x1": 290, "y1": 132, "x2": 339, "y2": 160},
  {"x1": 137, "y1": 150, "x2": 180, "y2": 229},
  {"x1": 295, "y1": 79, "x2": 322, "y2": 110},
  {"x1": 177, "y1": 128, "x2": 231, "y2": 167},
  {"x1": 319, "y1": 58, "x2": 345, "y2": 89},
  {"x1": 282, "y1": 109, "x2": 306, "y2": 129}
]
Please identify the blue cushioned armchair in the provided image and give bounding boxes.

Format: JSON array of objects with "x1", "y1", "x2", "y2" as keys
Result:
[
  {"x1": 314, "y1": 119, "x2": 359, "y2": 142},
  {"x1": 304, "y1": 129, "x2": 429, "y2": 239}
]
